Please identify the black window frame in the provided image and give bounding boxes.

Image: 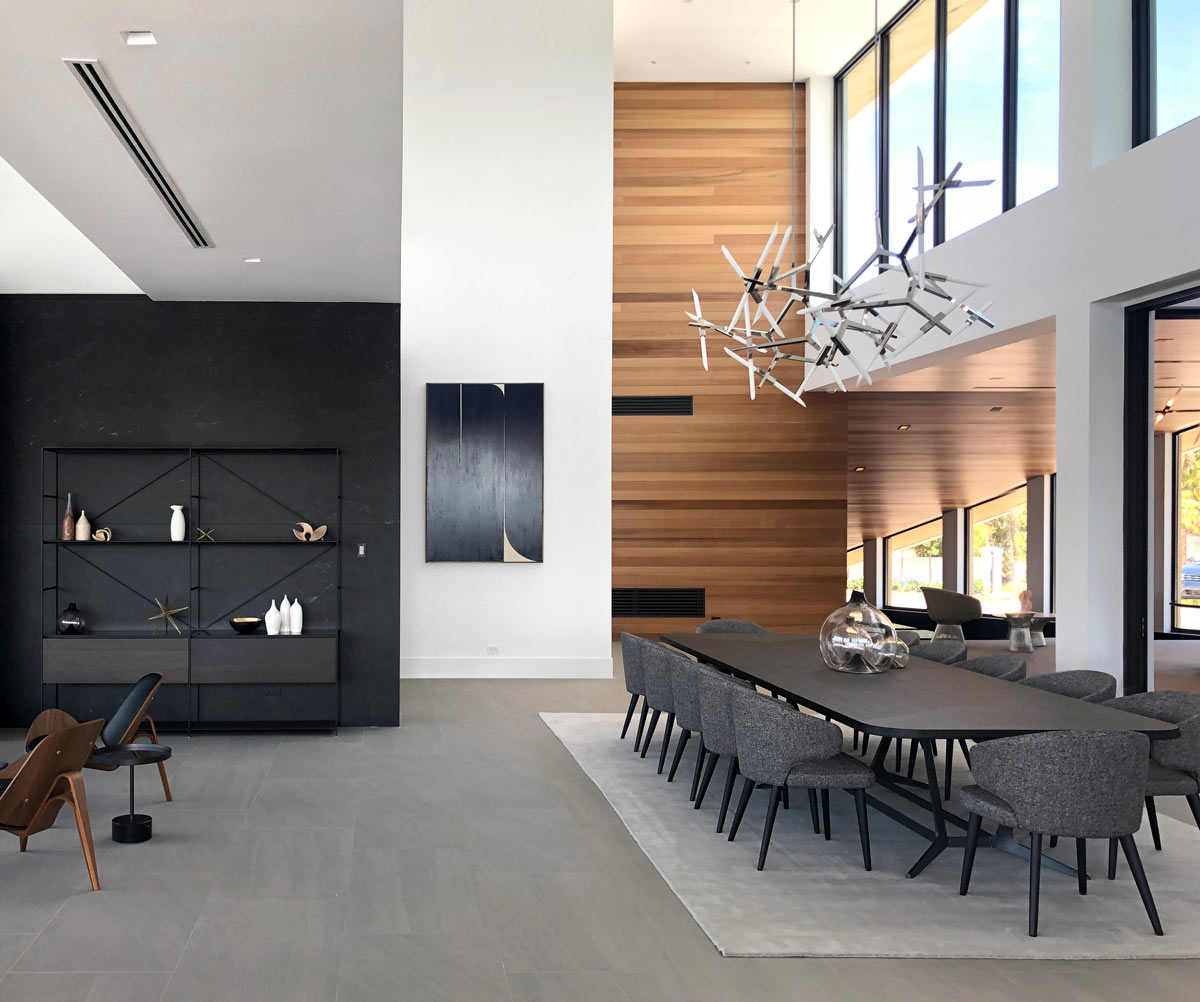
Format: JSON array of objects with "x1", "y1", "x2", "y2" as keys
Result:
[
  {"x1": 1132, "y1": 0, "x2": 1156, "y2": 146},
  {"x1": 834, "y1": 0, "x2": 1052, "y2": 277}
]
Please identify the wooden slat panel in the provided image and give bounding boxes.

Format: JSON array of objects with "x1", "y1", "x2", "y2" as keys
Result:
[{"x1": 613, "y1": 82, "x2": 847, "y2": 639}]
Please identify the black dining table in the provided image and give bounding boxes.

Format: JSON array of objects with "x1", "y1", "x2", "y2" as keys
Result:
[{"x1": 661, "y1": 632, "x2": 1179, "y2": 879}]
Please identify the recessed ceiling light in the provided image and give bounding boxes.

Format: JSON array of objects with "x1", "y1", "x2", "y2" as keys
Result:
[
  {"x1": 121, "y1": 30, "x2": 157, "y2": 46},
  {"x1": 990, "y1": 406, "x2": 1003, "y2": 412},
  {"x1": 988, "y1": 375, "x2": 1004, "y2": 380},
  {"x1": 896, "y1": 424, "x2": 910, "y2": 431},
  {"x1": 854, "y1": 466, "x2": 866, "y2": 472},
  {"x1": 243, "y1": 257, "x2": 261, "y2": 264},
  {"x1": 649, "y1": 60, "x2": 657, "y2": 65}
]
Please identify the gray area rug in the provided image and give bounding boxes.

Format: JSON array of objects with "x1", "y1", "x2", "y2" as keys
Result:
[{"x1": 541, "y1": 711, "x2": 1200, "y2": 959}]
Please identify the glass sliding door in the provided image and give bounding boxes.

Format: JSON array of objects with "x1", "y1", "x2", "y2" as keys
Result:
[
  {"x1": 887, "y1": 0, "x2": 936, "y2": 246},
  {"x1": 967, "y1": 486, "x2": 1028, "y2": 614},
  {"x1": 840, "y1": 52, "x2": 879, "y2": 277},
  {"x1": 1015, "y1": 0, "x2": 1060, "y2": 203},
  {"x1": 1173, "y1": 426, "x2": 1200, "y2": 630},
  {"x1": 886, "y1": 519, "x2": 943, "y2": 608}
]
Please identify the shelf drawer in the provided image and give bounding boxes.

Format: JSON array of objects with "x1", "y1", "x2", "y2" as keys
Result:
[
  {"x1": 191, "y1": 637, "x2": 337, "y2": 684},
  {"x1": 43, "y1": 638, "x2": 189, "y2": 684}
]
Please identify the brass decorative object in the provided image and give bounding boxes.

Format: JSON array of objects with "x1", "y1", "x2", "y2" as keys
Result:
[
  {"x1": 293, "y1": 521, "x2": 328, "y2": 542},
  {"x1": 148, "y1": 595, "x2": 189, "y2": 635},
  {"x1": 91, "y1": 527, "x2": 112, "y2": 542},
  {"x1": 196, "y1": 527, "x2": 215, "y2": 542}
]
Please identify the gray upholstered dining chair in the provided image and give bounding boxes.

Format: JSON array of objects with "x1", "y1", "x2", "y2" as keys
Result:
[
  {"x1": 619, "y1": 633, "x2": 653, "y2": 750},
  {"x1": 920, "y1": 587, "x2": 982, "y2": 642},
  {"x1": 639, "y1": 641, "x2": 677, "y2": 774},
  {"x1": 1103, "y1": 690, "x2": 1200, "y2": 869},
  {"x1": 1018, "y1": 669, "x2": 1116, "y2": 703},
  {"x1": 913, "y1": 638, "x2": 968, "y2": 665},
  {"x1": 664, "y1": 646, "x2": 705, "y2": 790},
  {"x1": 693, "y1": 663, "x2": 755, "y2": 832},
  {"x1": 728, "y1": 687, "x2": 875, "y2": 871},
  {"x1": 694, "y1": 618, "x2": 769, "y2": 634},
  {"x1": 958, "y1": 729, "x2": 1161, "y2": 937}
]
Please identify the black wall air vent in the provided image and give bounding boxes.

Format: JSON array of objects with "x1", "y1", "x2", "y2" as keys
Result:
[
  {"x1": 612, "y1": 395, "x2": 693, "y2": 416},
  {"x1": 612, "y1": 588, "x2": 705, "y2": 618},
  {"x1": 66, "y1": 59, "x2": 211, "y2": 248}
]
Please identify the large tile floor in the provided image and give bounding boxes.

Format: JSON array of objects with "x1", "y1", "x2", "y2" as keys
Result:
[{"x1": 3, "y1": 658, "x2": 1200, "y2": 1001}]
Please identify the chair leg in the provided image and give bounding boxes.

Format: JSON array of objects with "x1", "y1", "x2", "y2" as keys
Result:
[
  {"x1": 656, "y1": 713, "x2": 675, "y2": 775},
  {"x1": 1028, "y1": 832, "x2": 1043, "y2": 937},
  {"x1": 943, "y1": 737, "x2": 954, "y2": 801},
  {"x1": 18, "y1": 836, "x2": 27, "y2": 852},
  {"x1": 633, "y1": 701, "x2": 649, "y2": 753},
  {"x1": 66, "y1": 772, "x2": 100, "y2": 891},
  {"x1": 957, "y1": 738, "x2": 972, "y2": 771},
  {"x1": 716, "y1": 756, "x2": 740, "y2": 833},
  {"x1": 640, "y1": 709, "x2": 660, "y2": 759},
  {"x1": 1108, "y1": 837, "x2": 1119, "y2": 880},
  {"x1": 1120, "y1": 834, "x2": 1164, "y2": 936},
  {"x1": 808, "y1": 788, "x2": 820, "y2": 834},
  {"x1": 1076, "y1": 838, "x2": 1088, "y2": 895},
  {"x1": 960, "y1": 812, "x2": 982, "y2": 895},
  {"x1": 667, "y1": 728, "x2": 690, "y2": 783},
  {"x1": 1049, "y1": 835, "x2": 1058, "y2": 849},
  {"x1": 728, "y1": 776, "x2": 756, "y2": 842},
  {"x1": 853, "y1": 788, "x2": 872, "y2": 871},
  {"x1": 894, "y1": 740, "x2": 902, "y2": 773},
  {"x1": 620, "y1": 693, "x2": 638, "y2": 739},
  {"x1": 694, "y1": 751, "x2": 719, "y2": 810},
  {"x1": 689, "y1": 739, "x2": 706, "y2": 801},
  {"x1": 820, "y1": 788, "x2": 831, "y2": 841},
  {"x1": 1146, "y1": 796, "x2": 1162, "y2": 850},
  {"x1": 1187, "y1": 792, "x2": 1200, "y2": 831},
  {"x1": 860, "y1": 734, "x2": 870, "y2": 758},
  {"x1": 757, "y1": 787, "x2": 782, "y2": 871},
  {"x1": 907, "y1": 740, "x2": 919, "y2": 779},
  {"x1": 781, "y1": 786, "x2": 790, "y2": 810},
  {"x1": 146, "y1": 716, "x2": 173, "y2": 802},
  {"x1": 852, "y1": 728, "x2": 859, "y2": 750}
]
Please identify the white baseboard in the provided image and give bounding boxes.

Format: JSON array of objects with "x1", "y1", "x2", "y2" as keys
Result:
[{"x1": 400, "y1": 656, "x2": 614, "y2": 679}]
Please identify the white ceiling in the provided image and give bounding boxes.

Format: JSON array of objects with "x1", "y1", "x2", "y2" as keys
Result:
[
  {"x1": 0, "y1": 1, "x2": 401, "y2": 302},
  {"x1": 615, "y1": 0, "x2": 907, "y2": 82}
]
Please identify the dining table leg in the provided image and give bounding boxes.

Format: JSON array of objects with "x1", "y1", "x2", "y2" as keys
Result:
[{"x1": 905, "y1": 738, "x2": 949, "y2": 879}]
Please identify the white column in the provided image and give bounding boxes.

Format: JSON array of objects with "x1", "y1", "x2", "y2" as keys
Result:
[
  {"x1": 1153, "y1": 432, "x2": 1173, "y2": 634},
  {"x1": 941, "y1": 508, "x2": 965, "y2": 594},
  {"x1": 1026, "y1": 475, "x2": 1053, "y2": 612},
  {"x1": 862, "y1": 538, "x2": 885, "y2": 606},
  {"x1": 1054, "y1": 301, "x2": 1130, "y2": 688}
]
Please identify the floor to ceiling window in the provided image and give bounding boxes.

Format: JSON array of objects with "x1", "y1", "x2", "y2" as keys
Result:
[
  {"x1": 847, "y1": 546, "x2": 864, "y2": 601},
  {"x1": 1015, "y1": 0, "x2": 1060, "y2": 202},
  {"x1": 967, "y1": 486, "x2": 1027, "y2": 614},
  {"x1": 886, "y1": 519, "x2": 942, "y2": 609},
  {"x1": 840, "y1": 53, "x2": 879, "y2": 277},
  {"x1": 1173, "y1": 425, "x2": 1200, "y2": 630},
  {"x1": 887, "y1": 0, "x2": 936, "y2": 247},
  {"x1": 1137, "y1": 0, "x2": 1200, "y2": 141}
]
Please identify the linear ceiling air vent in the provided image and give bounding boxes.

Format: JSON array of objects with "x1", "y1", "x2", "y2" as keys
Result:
[{"x1": 65, "y1": 59, "x2": 210, "y2": 248}]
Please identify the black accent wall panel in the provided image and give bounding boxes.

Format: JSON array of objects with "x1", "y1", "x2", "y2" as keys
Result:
[
  {"x1": 425, "y1": 383, "x2": 543, "y2": 563},
  {"x1": 0, "y1": 295, "x2": 400, "y2": 727}
]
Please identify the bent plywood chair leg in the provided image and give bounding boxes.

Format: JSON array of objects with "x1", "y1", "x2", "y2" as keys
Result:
[
  {"x1": 66, "y1": 772, "x2": 100, "y2": 891},
  {"x1": 18, "y1": 836, "x2": 27, "y2": 852}
]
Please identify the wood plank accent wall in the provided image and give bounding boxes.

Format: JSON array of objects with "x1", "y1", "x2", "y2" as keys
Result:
[{"x1": 612, "y1": 83, "x2": 848, "y2": 639}]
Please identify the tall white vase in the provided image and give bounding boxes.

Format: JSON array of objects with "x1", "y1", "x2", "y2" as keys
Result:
[
  {"x1": 279, "y1": 595, "x2": 292, "y2": 635},
  {"x1": 76, "y1": 510, "x2": 91, "y2": 543},
  {"x1": 265, "y1": 600, "x2": 281, "y2": 636},
  {"x1": 170, "y1": 505, "x2": 186, "y2": 542},
  {"x1": 290, "y1": 599, "x2": 303, "y2": 636}
]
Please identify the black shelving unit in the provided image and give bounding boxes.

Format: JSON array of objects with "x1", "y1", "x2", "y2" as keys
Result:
[{"x1": 41, "y1": 446, "x2": 342, "y2": 732}]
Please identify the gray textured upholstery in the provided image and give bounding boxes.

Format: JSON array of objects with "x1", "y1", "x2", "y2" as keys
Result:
[
  {"x1": 896, "y1": 629, "x2": 921, "y2": 647},
  {"x1": 920, "y1": 587, "x2": 982, "y2": 625},
  {"x1": 1105, "y1": 691, "x2": 1200, "y2": 781},
  {"x1": 729, "y1": 687, "x2": 873, "y2": 791},
  {"x1": 916, "y1": 639, "x2": 968, "y2": 664},
  {"x1": 666, "y1": 648, "x2": 703, "y2": 733},
  {"x1": 1145, "y1": 759, "x2": 1200, "y2": 796},
  {"x1": 958, "y1": 784, "x2": 1018, "y2": 827},
  {"x1": 1018, "y1": 669, "x2": 1116, "y2": 703},
  {"x1": 959, "y1": 654, "x2": 1027, "y2": 682},
  {"x1": 619, "y1": 632, "x2": 652, "y2": 696},
  {"x1": 695, "y1": 664, "x2": 746, "y2": 757},
  {"x1": 641, "y1": 642, "x2": 675, "y2": 714},
  {"x1": 964, "y1": 730, "x2": 1149, "y2": 838},
  {"x1": 694, "y1": 618, "x2": 769, "y2": 635}
]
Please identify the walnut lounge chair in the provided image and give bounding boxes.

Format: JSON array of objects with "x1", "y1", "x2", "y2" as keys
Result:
[{"x1": 0, "y1": 718, "x2": 105, "y2": 891}]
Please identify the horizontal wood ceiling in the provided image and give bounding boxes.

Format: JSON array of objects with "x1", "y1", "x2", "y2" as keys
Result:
[{"x1": 613, "y1": 83, "x2": 848, "y2": 637}]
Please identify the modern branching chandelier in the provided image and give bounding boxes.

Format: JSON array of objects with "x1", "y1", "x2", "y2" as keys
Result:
[{"x1": 686, "y1": 2, "x2": 997, "y2": 406}]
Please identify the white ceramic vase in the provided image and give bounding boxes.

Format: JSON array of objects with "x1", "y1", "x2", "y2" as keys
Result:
[
  {"x1": 265, "y1": 600, "x2": 281, "y2": 636},
  {"x1": 279, "y1": 595, "x2": 292, "y2": 635},
  {"x1": 76, "y1": 510, "x2": 91, "y2": 543},
  {"x1": 290, "y1": 599, "x2": 303, "y2": 635},
  {"x1": 170, "y1": 505, "x2": 186, "y2": 542}
]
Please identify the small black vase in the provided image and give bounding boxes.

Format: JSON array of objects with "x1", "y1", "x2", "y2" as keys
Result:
[{"x1": 58, "y1": 602, "x2": 85, "y2": 635}]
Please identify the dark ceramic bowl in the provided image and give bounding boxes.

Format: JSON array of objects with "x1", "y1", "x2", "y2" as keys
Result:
[{"x1": 229, "y1": 617, "x2": 263, "y2": 635}]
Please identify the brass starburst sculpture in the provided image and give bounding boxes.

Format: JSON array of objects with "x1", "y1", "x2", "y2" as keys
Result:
[
  {"x1": 196, "y1": 527, "x2": 215, "y2": 542},
  {"x1": 149, "y1": 595, "x2": 189, "y2": 635}
]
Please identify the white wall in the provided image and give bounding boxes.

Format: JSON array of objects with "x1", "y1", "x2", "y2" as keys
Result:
[
  {"x1": 805, "y1": 0, "x2": 1200, "y2": 687},
  {"x1": 400, "y1": 0, "x2": 614, "y2": 680}
]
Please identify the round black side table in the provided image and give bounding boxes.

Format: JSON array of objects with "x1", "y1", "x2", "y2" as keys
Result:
[{"x1": 88, "y1": 743, "x2": 172, "y2": 843}]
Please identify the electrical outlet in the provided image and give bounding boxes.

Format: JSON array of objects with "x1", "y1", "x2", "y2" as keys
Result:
[{"x1": 486, "y1": 644, "x2": 500, "y2": 655}]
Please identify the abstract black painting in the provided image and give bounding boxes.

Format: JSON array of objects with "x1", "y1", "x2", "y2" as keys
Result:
[{"x1": 426, "y1": 383, "x2": 544, "y2": 562}]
